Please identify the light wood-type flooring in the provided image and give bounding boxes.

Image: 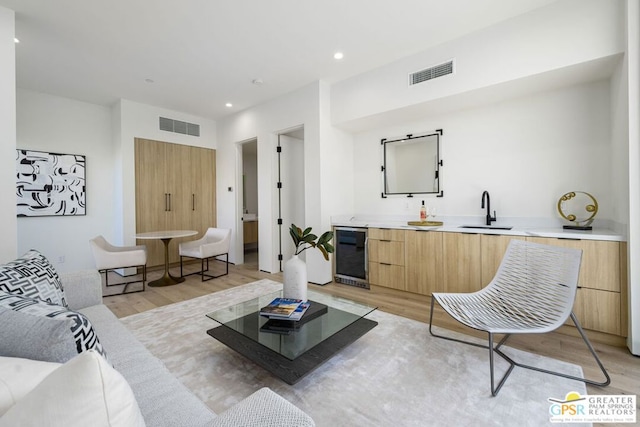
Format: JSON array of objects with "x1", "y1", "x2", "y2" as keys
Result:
[{"x1": 104, "y1": 254, "x2": 639, "y2": 426}]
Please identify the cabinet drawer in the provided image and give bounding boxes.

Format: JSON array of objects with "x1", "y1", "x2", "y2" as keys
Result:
[
  {"x1": 369, "y1": 262, "x2": 405, "y2": 290},
  {"x1": 571, "y1": 288, "x2": 622, "y2": 336},
  {"x1": 527, "y1": 237, "x2": 620, "y2": 292},
  {"x1": 368, "y1": 228, "x2": 405, "y2": 242},
  {"x1": 369, "y1": 240, "x2": 405, "y2": 265}
]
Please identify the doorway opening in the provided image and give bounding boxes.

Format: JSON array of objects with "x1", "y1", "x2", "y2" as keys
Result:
[{"x1": 241, "y1": 139, "x2": 258, "y2": 270}]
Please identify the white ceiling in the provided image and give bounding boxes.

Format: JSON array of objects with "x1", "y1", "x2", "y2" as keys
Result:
[{"x1": 2, "y1": 0, "x2": 559, "y2": 120}]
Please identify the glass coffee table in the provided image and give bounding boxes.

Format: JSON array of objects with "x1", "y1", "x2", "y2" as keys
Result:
[{"x1": 206, "y1": 289, "x2": 377, "y2": 384}]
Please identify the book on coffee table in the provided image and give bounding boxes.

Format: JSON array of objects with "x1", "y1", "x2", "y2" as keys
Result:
[
  {"x1": 259, "y1": 298, "x2": 303, "y2": 319},
  {"x1": 288, "y1": 302, "x2": 310, "y2": 321},
  {"x1": 260, "y1": 301, "x2": 329, "y2": 334}
]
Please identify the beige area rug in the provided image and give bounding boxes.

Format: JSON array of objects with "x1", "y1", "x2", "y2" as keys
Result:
[{"x1": 121, "y1": 279, "x2": 589, "y2": 427}]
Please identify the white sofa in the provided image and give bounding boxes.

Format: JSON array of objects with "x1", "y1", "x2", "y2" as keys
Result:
[{"x1": 0, "y1": 268, "x2": 314, "y2": 427}]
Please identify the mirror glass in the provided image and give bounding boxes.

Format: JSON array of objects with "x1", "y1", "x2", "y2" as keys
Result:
[{"x1": 383, "y1": 132, "x2": 441, "y2": 196}]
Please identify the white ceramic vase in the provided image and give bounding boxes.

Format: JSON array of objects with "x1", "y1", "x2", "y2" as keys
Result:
[{"x1": 283, "y1": 255, "x2": 308, "y2": 301}]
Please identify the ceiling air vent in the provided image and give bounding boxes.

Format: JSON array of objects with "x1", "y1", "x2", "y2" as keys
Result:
[
  {"x1": 409, "y1": 60, "x2": 454, "y2": 86},
  {"x1": 159, "y1": 117, "x2": 200, "y2": 137}
]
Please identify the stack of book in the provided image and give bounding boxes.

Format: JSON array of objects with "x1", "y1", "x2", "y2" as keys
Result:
[{"x1": 259, "y1": 298, "x2": 310, "y2": 321}]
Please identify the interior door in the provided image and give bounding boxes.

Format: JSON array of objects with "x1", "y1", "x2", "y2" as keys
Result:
[
  {"x1": 277, "y1": 131, "x2": 305, "y2": 270},
  {"x1": 134, "y1": 138, "x2": 167, "y2": 266}
]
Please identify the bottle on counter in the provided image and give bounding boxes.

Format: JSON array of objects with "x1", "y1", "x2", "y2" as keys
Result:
[{"x1": 420, "y1": 200, "x2": 427, "y2": 221}]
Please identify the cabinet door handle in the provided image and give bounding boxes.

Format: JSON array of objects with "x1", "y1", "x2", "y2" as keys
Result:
[
  {"x1": 164, "y1": 193, "x2": 168, "y2": 212},
  {"x1": 364, "y1": 237, "x2": 369, "y2": 273},
  {"x1": 168, "y1": 193, "x2": 172, "y2": 211},
  {"x1": 192, "y1": 194, "x2": 195, "y2": 211}
]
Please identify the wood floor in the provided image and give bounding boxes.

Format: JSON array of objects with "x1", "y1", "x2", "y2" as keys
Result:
[{"x1": 104, "y1": 255, "x2": 639, "y2": 425}]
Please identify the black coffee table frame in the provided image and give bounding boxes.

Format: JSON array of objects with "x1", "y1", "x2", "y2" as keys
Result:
[{"x1": 207, "y1": 301, "x2": 377, "y2": 385}]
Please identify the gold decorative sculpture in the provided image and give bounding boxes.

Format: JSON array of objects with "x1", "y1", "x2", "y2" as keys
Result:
[{"x1": 557, "y1": 191, "x2": 598, "y2": 230}]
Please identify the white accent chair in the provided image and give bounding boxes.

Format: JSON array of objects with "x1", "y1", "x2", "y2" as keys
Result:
[
  {"x1": 179, "y1": 228, "x2": 231, "y2": 281},
  {"x1": 89, "y1": 235, "x2": 147, "y2": 296},
  {"x1": 429, "y1": 239, "x2": 610, "y2": 396}
]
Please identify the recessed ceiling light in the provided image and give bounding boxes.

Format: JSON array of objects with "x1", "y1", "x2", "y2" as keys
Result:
[
  {"x1": 14, "y1": 38, "x2": 19, "y2": 43},
  {"x1": 333, "y1": 52, "x2": 344, "y2": 60},
  {"x1": 225, "y1": 103, "x2": 233, "y2": 108}
]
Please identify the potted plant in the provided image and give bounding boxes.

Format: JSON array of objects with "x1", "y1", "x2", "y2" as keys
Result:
[{"x1": 283, "y1": 224, "x2": 334, "y2": 301}]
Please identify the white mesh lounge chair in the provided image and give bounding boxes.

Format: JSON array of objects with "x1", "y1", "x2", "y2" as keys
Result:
[
  {"x1": 429, "y1": 239, "x2": 610, "y2": 396},
  {"x1": 179, "y1": 228, "x2": 231, "y2": 281}
]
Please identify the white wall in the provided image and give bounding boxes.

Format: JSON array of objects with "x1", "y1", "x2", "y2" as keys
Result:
[
  {"x1": 12, "y1": 94, "x2": 218, "y2": 271},
  {"x1": 0, "y1": 7, "x2": 17, "y2": 262},
  {"x1": 15, "y1": 89, "x2": 114, "y2": 271},
  {"x1": 624, "y1": 0, "x2": 639, "y2": 355},
  {"x1": 352, "y1": 80, "x2": 612, "y2": 224},
  {"x1": 217, "y1": 82, "x2": 347, "y2": 283},
  {"x1": 331, "y1": 0, "x2": 623, "y2": 130},
  {"x1": 112, "y1": 99, "x2": 217, "y2": 247}
]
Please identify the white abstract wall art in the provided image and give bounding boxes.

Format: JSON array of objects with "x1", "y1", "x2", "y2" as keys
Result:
[{"x1": 16, "y1": 149, "x2": 86, "y2": 217}]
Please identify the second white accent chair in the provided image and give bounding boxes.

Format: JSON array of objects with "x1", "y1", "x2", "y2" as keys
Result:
[{"x1": 179, "y1": 228, "x2": 231, "y2": 281}]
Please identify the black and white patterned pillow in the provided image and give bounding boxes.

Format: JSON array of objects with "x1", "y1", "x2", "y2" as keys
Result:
[
  {"x1": 0, "y1": 291, "x2": 107, "y2": 361},
  {"x1": 0, "y1": 250, "x2": 67, "y2": 307}
]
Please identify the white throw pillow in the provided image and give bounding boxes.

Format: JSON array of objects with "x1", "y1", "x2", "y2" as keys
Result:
[
  {"x1": 0, "y1": 350, "x2": 145, "y2": 427},
  {"x1": 0, "y1": 356, "x2": 61, "y2": 416}
]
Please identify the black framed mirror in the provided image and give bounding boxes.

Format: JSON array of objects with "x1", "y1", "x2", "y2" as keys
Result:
[{"x1": 381, "y1": 130, "x2": 443, "y2": 197}]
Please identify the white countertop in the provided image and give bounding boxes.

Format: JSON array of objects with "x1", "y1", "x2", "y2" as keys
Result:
[{"x1": 331, "y1": 217, "x2": 625, "y2": 242}]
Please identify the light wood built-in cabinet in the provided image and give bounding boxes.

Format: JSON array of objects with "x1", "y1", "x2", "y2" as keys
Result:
[
  {"x1": 365, "y1": 227, "x2": 627, "y2": 338},
  {"x1": 405, "y1": 230, "x2": 443, "y2": 295},
  {"x1": 527, "y1": 237, "x2": 626, "y2": 336},
  {"x1": 479, "y1": 234, "x2": 526, "y2": 284},
  {"x1": 368, "y1": 228, "x2": 406, "y2": 291},
  {"x1": 243, "y1": 221, "x2": 258, "y2": 244},
  {"x1": 442, "y1": 232, "x2": 482, "y2": 294},
  {"x1": 135, "y1": 138, "x2": 216, "y2": 267}
]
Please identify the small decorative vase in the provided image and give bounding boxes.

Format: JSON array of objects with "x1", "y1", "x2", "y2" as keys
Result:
[{"x1": 283, "y1": 255, "x2": 308, "y2": 301}]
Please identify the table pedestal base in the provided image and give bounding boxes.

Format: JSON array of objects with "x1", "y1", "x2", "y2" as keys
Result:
[
  {"x1": 148, "y1": 274, "x2": 185, "y2": 287},
  {"x1": 148, "y1": 237, "x2": 184, "y2": 287}
]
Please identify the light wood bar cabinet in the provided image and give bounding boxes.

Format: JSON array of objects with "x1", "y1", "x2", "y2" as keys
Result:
[{"x1": 364, "y1": 227, "x2": 627, "y2": 339}]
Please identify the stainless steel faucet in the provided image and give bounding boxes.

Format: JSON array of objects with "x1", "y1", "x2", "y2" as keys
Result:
[{"x1": 481, "y1": 191, "x2": 497, "y2": 226}]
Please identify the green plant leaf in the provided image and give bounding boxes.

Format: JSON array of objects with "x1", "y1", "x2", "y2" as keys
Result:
[
  {"x1": 317, "y1": 231, "x2": 333, "y2": 245},
  {"x1": 318, "y1": 245, "x2": 329, "y2": 261},
  {"x1": 288, "y1": 223, "x2": 334, "y2": 260}
]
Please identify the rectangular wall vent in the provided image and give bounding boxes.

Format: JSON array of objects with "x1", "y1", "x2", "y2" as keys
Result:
[
  {"x1": 159, "y1": 117, "x2": 200, "y2": 137},
  {"x1": 409, "y1": 60, "x2": 454, "y2": 86}
]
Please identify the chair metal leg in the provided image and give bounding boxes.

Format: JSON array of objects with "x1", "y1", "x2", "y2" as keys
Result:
[
  {"x1": 428, "y1": 297, "x2": 488, "y2": 349},
  {"x1": 181, "y1": 253, "x2": 230, "y2": 281},
  {"x1": 489, "y1": 333, "x2": 515, "y2": 396},
  {"x1": 492, "y1": 314, "x2": 611, "y2": 388},
  {"x1": 100, "y1": 265, "x2": 147, "y2": 297},
  {"x1": 429, "y1": 298, "x2": 611, "y2": 396}
]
